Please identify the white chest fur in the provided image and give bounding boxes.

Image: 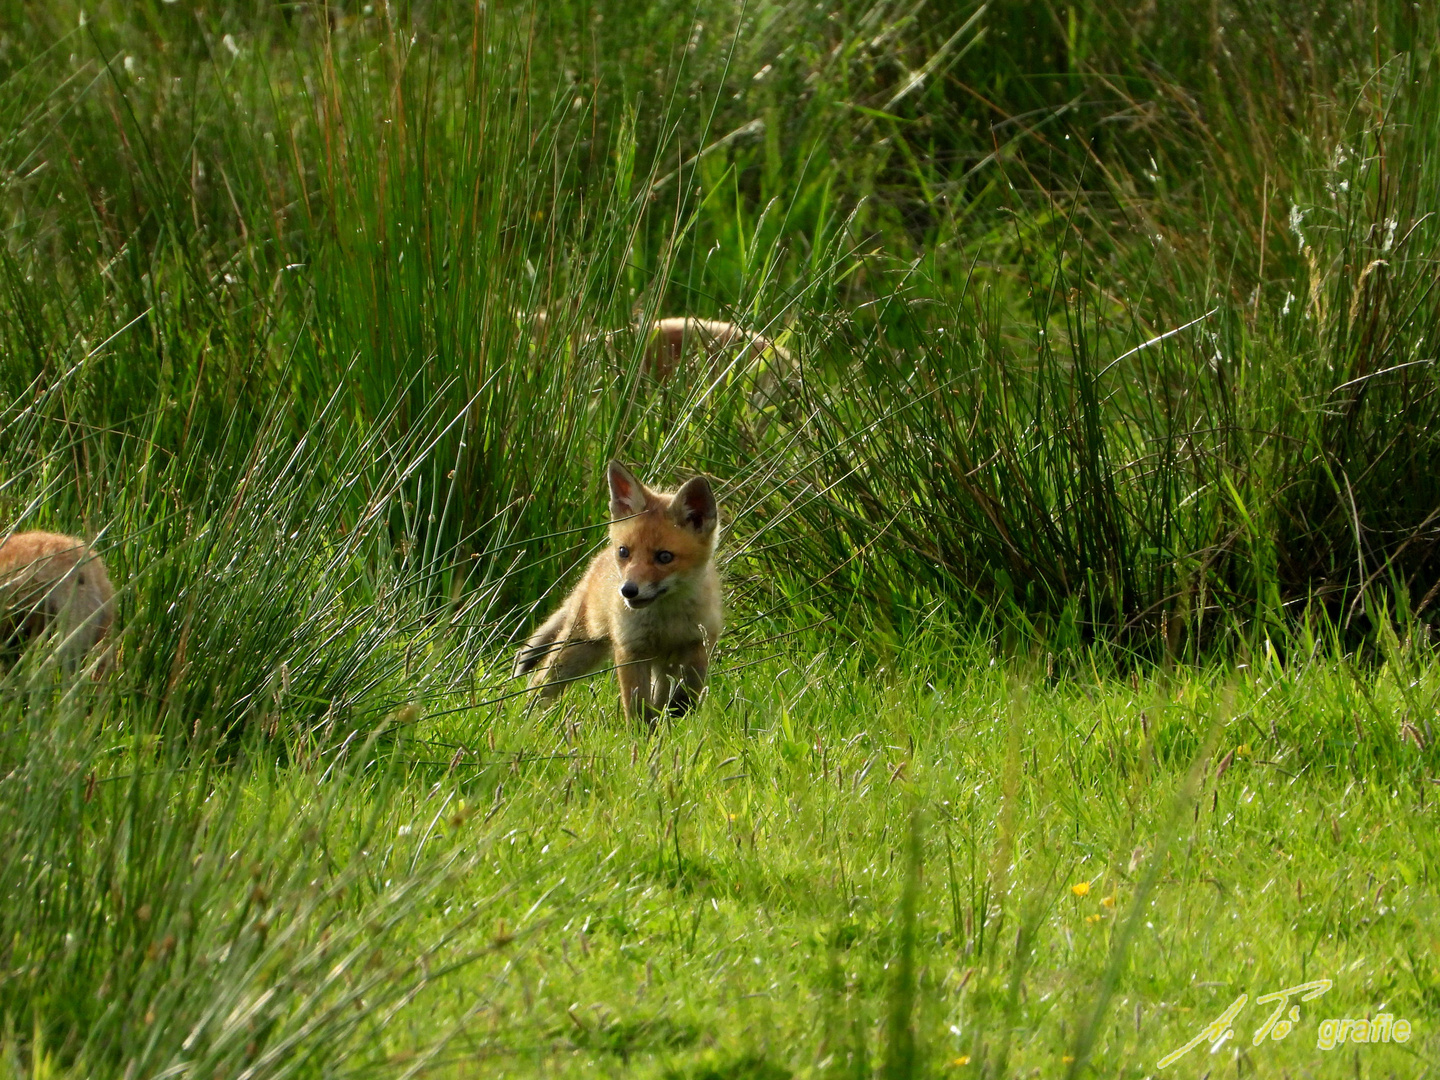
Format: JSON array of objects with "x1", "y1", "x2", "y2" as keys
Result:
[{"x1": 612, "y1": 575, "x2": 720, "y2": 656}]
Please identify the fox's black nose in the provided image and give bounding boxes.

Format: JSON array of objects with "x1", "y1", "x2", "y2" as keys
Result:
[{"x1": 620, "y1": 582, "x2": 639, "y2": 599}]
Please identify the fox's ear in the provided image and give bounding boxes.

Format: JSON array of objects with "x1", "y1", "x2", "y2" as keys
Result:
[
  {"x1": 608, "y1": 461, "x2": 648, "y2": 518},
  {"x1": 670, "y1": 475, "x2": 718, "y2": 535}
]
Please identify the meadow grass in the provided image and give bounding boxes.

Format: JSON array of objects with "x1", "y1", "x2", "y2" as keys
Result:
[
  {"x1": 6, "y1": 633, "x2": 1437, "y2": 1076},
  {"x1": 0, "y1": 0, "x2": 1437, "y2": 1076}
]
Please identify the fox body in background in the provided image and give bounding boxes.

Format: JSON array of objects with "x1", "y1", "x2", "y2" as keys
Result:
[
  {"x1": 515, "y1": 462, "x2": 721, "y2": 724},
  {"x1": 529, "y1": 313, "x2": 790, "y2": 384},
  {"x1": 0, "y1": 531, "x2": 114, "y2": 672},
  {"x1": 643, "y1": 317, "x2": 789, "y2": 382}
]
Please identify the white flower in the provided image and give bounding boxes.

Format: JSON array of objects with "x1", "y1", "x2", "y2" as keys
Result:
[{"x1": 1288, "y1": 205, "x2": 1307, "y2": 251}]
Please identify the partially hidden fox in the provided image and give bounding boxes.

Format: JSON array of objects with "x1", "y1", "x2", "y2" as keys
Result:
[
  {"x1": 528, "y1": 313, "x2": 791, "y2": 387},
  {"x1": 0, "y1": 530, "x2": 114, "y2": 672},
  {"x1": 643, "y1": 317, "x2": 790, "y2": 383},
  {"x1": 514, "y1": 462, "x2": 721, "y2": 724}
]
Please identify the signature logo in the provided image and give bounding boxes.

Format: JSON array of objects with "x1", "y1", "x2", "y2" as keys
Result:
[{"x1": 1158, "y1": 980, "x2": 1414, "y2": 1068}]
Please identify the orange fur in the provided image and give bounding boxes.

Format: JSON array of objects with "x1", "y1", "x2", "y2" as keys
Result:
[
  {"x1": 515, "y1": 462, "x2": 721, "y2": 725},
  {"x1": 643, "y1": 317, "x2": 788, "y2": 383},
  {"x1": 528, "y1": 311, "x2": 790, "y2": 386},
  {"x1": 0, "y1": 530, "x2": 114, "y2": 673}
]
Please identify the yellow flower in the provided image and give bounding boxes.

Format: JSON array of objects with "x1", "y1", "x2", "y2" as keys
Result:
[
  {"x1": 1063, "y1": 1055, "x2": 1076, "y2": 1064},
  {"x1": 1101, "y1": 894, "x2": 1116, "y2": 908},
  {"x1": 1071, "y1": 881, "x2": 1090, "y2": 897},
  {"x1": 1085, "y1": 913, "x2": 1101, "y2": 924},
  {"x1": 1237, "y1": 743, "x2": 1252, "y2": 758},
  {"x1": 949, "y1": 1056, "x2": 970, "y2": 1067}
]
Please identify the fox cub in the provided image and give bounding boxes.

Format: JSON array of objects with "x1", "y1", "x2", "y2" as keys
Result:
[
  {"x1": 0, "y1": 530, "x2": 114, "y2": 672},
  {"x1": 515, "y1": 462, "x2": 721, "y2": 724}
]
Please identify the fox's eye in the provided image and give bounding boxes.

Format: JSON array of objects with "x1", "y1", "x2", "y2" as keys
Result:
[
  {"x1": 617, "y1": 546, "x2": 630, "y2": 560},
  {"x1": 656, "y1": 550, "x2": 674, "y2": 564}
]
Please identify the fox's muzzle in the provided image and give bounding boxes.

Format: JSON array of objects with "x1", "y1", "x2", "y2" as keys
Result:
[{"x1": 619, "y1": 581, "x2": 664, "y2": 608}]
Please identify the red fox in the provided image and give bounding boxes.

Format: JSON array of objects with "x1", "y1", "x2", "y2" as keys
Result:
[
  {"x1": 527, "y1": 312, "x2": 791, "y2": 388},
  {"x1": 514, "y1": 462, "x2": 721, "y2": 724},
  {"x1": 0, "y1": 530, "x2": 114, "y2": 672},
  {"x1": 643, "y1": 317, "x2": 789, "y2": 384}
]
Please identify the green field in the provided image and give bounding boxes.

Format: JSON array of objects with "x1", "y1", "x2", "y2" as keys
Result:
[{"x1": 0, "y1": 1, "x2": 1437, "y2": 1076}]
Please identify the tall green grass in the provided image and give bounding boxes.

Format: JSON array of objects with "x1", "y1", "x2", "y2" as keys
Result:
[
  {"x1": 0, "y1": 0, "x2": 1437, "y2": 1075},
  {"x1": 2, "y1": 0, "x2": 1435, "y2": 653}
]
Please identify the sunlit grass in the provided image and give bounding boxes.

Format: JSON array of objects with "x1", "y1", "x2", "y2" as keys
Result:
[{"x1": 0, "y1": 0, "x2": 1437, "y2": 1075}]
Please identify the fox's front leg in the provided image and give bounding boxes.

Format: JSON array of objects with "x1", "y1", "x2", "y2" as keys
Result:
[
  {"x1": 661, "y1": 641, "x2": 711, "y2": 717},
  {"x1": 615, "y1": 651, "x2": 662, "y2": 727}
]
